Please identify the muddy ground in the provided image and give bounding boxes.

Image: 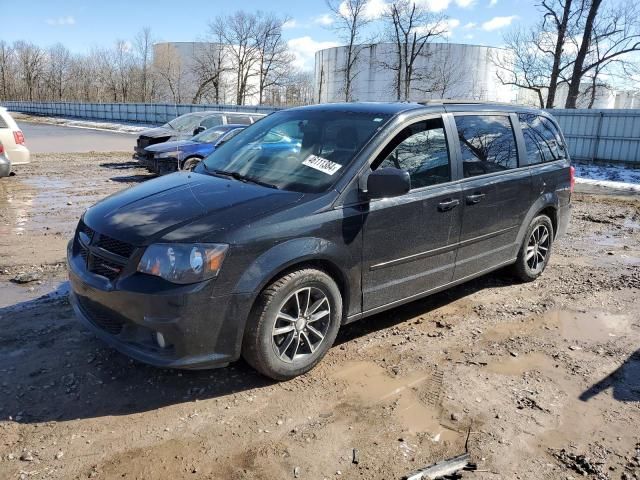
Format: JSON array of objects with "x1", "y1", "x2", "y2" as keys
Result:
[{"x1": 0, "y1": 153, "x2": 639, "y2": 480}]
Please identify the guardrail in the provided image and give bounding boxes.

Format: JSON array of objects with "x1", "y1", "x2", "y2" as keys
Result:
[
  {"x1": 547, "y1": 109, "x2": 640, "y2": 165},
  {"x1": 1, "y1": 101, "x2": 281, "y2": 125},
  {"x1": 2, "y1": 101, "x2": 639, "y2": 165}
]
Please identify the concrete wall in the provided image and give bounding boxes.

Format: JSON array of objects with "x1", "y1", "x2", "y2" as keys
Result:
[{"x1": 315, "y1": 42, "x2": 519, "y2": 103}]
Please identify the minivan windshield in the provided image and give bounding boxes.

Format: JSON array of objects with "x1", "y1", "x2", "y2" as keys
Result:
[
  {"x1": 199, "y1": 110, "x2": 391, "y2": 193},
  {"x1": 165, "y1": 113, "x2": 204, "y2": 132}
]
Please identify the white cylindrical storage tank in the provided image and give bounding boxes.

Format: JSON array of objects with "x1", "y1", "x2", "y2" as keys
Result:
[{"x1": 314, "y1": 42, "x2": 518, "y2": 104}]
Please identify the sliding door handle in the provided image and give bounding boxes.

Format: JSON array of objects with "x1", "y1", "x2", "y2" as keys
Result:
[
  {"x1": 466, "y1": 193, "x2": 486, "y2": 204},
  {"x1": 438, "y1": 198, "x2": 460, "y2": 212}
]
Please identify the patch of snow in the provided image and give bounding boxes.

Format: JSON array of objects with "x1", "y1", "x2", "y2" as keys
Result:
[
  {"x1": 574, "y1": 162, "x2": 640, "y2": 185},
  {"x1": 575, "y1": 177, "x2": 640, "y2": 193}
]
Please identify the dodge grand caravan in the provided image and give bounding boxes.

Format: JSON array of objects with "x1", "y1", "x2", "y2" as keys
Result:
[{"x1": 68, "y1": 102, "x2": 572, "y2": 380}]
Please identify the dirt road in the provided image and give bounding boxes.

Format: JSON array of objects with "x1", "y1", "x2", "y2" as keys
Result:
[{"x1": 1, "y1": 154, "x2": 639, "y2": 480}]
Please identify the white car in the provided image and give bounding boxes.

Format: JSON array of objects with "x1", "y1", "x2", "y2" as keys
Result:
[{"x1": 0, "y1": 107, "x2": 30, "y2": 169}]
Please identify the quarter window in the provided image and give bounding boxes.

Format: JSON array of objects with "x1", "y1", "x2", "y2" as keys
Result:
[
  {"x1": 226, "y1": 114, "x2": 252, "y2": 125},
  {"x1": 519, "y1": 114, "x2": 566, "y2": 164},
  {"x1": 373, "y1": 118, "x2": 451, "y2": 189},
  {"x1": 455, "y1": 115, "x2": 518, "y2": 177}
]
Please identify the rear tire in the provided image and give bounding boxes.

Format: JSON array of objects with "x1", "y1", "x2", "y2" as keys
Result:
[
  {"x1": 242, "y1": 269, "x2": 342, "y2": 381},
  {"x1": 513, "y1": 214, "x2": 554, "y2": 282}
]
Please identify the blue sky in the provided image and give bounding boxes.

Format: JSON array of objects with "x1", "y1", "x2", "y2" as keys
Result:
[{"x1": 2, "y1": 0, "x2": 540, "y2": 70}]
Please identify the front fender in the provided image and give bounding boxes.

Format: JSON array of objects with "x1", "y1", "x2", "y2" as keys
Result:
[{"x1": 235, "y1": 237, "x2": 351, "y2": 294}]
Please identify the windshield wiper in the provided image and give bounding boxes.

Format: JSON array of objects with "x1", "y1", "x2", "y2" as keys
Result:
[{"x1": 211, "y1": 169, "x2": 280, "y2": 190}]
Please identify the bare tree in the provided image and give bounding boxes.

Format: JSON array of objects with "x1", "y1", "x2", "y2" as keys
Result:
[
  {"x1": 566, "y1": 0, "x2": 640, "y2": 107},
  {"x1": 210, "y1": 11, "x2": 261, "y2": 105},
  {"x1": 154, "y1": 43, "x2": 187, "y2": 103},
  {"x1": 191, "y1": 41, "x2": 230, "y2": 104},
  {"x1": 0, "y1": 41, "x2": 16, "y2": 101},
  {"x1": 538, "y1": 0, "x2": 585, "y2": 108},
  {"x1": 134, "y1": 27, "x2": 155, "y2": 102},
  {"x1": 492, "y1": 28, "x2": 550, "y2": 107},
  {"x1": 327, "y1": 0, "x2": 373, "y2": 101},
  {"x1": 45, "y1": 44, "x2": 71, "y2": 100},
  {"x1": 14, "y1": 41, "x2": 45, "y2": 101},
  {"x1": 254, "y1": 13, "x2": 294, "y2": 105},
  {"x1": 381, "y1": 0, "x2": 449, "y2": 101}
]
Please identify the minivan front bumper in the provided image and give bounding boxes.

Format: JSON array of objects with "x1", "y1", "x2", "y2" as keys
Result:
[{"x1": 67, "y1": 242, "x2": 253, "y2": 370}]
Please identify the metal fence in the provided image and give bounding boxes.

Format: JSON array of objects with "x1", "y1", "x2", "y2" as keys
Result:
[
  {"x1": 1, "y1": 101, "x2": 281, "y2": 125},
  {"x1": 547, "y1": 109, "x2": 640, "y2": 165},
  {"x1": 2, "y1": 101, "x2": 639, "y2": 165}
]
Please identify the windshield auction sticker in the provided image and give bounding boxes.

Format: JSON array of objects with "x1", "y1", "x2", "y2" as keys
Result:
[{"x1": 302, "y1": 155, "x2": 342, "y2": 175}]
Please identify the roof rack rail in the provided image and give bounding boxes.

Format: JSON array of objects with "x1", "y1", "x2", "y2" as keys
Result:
[{"x1": 417, "y1": 99, "x2": 517, "y2": 106}]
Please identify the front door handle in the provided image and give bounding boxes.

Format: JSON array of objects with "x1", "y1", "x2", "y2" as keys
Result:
[
  {"x1": 466, "y1": 193, "x2": 486, "y2": 204},
  {"x1": 438, "y1": 198, "x2": 460, "y2": 212}
]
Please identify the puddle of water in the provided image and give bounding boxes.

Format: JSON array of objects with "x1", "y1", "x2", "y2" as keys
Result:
[
  {"x1": 0, "y1": 279, "x2": 69, "y2": 309},
  {"x1": 483, "y1": 310, "x2": 632, "y2": 345},
  {"x1": 550, "y1": 310, "x2": 631, "y2": 343},
  {"x1": 333, "y1": 362, "x2": 458, "y2": 440},
  {"x1": 487, "y1": 352, "x2": 556, "y2": 376}
]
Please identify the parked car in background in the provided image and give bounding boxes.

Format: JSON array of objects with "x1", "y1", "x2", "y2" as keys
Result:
[
  {"x1": 0, "y1": 107, "x2": 30, "y2": 168},
  {"x1": 133, "y1": 111, "x2": 266, "y2": 160},
  {"x1": 139, "y1": 124, "x2": 246, "y2": 174},
  {"x1": 0, "y1": 141, "x2": 10, "y2": 178},
  {"x1": 69, "y1": 101, "x2": 572, "y2": 381}
]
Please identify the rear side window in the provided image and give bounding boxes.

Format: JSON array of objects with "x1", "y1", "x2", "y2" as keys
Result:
[
  {"x1": 0, "y1": 114, "x2": 8, "y2": 129},
  {"x1": 519, "y1": 114, "x2": 566, "y2": 164},
  {"x1": 454, "y1": 115, "x2": 518, "y2": 177},
  {"x1": 201, "y1": 116, "x2": 223, "y2": 129},
  {"x1": 374, "y1": 117, "x2": 450, "y2": 189},
  {"x1": 226, "y1": 114, "x2": 252, "y2": 125}
]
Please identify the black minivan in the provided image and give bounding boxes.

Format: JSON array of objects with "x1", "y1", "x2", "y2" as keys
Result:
[{"x1": 68, "y1": 102, "x2": 572, "y2": 380}]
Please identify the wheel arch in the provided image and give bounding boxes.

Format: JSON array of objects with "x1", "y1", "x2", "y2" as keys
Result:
[{"x1": 513, "y1": 194, "x2": 560, "y2": 257}]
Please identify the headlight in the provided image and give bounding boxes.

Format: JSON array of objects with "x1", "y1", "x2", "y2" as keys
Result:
[
  {"x1": 137, "y1": 243, "x2": 228, "y2": 284},
  {"x1": 155, "y1": 151, "x2": 179, "y2": 159}
]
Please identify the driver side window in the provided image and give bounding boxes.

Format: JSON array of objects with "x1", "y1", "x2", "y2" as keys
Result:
[{"x1": 373, "y1": 118, "x2": 451, "y2": 189}]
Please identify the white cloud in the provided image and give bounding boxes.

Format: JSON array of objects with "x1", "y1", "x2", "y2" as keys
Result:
[
  {"x1": 283, "y1": 19, "x2": 298, "y2": 29},
  {"x1": 455, "y1": 0, "x2": 476, "y2": 8},
  {"x1": 314, "y1": 14, "x2": 334, "y2": 26},
  {"x1": 339, "y1": 0, "x2": 388, "y2": 20},
  {"x1": 463, "y1": 22, "x2": 476, "y2": 29},
  {"x1": 464, "y1": 33, "x2": 474, "y2": 39},
  {"x1": 416, "y1": 18, "x2": 460, "y2": 37},
  {"x1": 414, "y1": 0, "x2": 452, "y2": 12},
  {"x1": 481, "y1": 15, "x2": 518, "y2": 31},
  {"x1": 46, "y1": 15, "x2": 75, "y2": 26},
  {"x1": 488, "y1": 0, "x2": 498, "y2": 6},
  {"x1": 287, "y1": 36, "x2": 339, "y2": 70}
]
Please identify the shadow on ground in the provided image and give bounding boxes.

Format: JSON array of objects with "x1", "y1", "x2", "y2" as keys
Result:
[
  {"x1": 0, "y1": 270, "x2": 515, "y2": 424},
  {"x1": 579, "y1": 350, "x2": 640, "y2": 403}
]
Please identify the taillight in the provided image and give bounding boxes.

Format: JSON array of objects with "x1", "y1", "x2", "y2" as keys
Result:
[
  {"x1": 13, "y1": 130, "x2": 25, "y2": 145},
  {"x1": 569, "y1": 166, "x2": 575, "y2": 193},
  {"x1": 0, "y1": 144, "x2": 4, "y2": 154}
]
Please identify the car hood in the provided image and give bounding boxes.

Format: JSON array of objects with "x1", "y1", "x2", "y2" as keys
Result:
[
  {"x1": 144, "y1": 140, "x2": 198, "y2": 153},
  {"x1": 83, "y1": 172, "x2": 305, "y2": 245},
  {"x1": 139, "y1": 126, "x2": 175, "y2": 139}
]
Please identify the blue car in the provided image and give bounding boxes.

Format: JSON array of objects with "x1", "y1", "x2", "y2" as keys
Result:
[{"x1": 141, "y1": 124, "x2": 246, "y2": 174}]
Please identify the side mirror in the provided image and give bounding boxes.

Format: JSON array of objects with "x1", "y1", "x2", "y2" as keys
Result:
[
  {"x1": 193, "y1": 126, "x2": 205, "y2": 135},
  {"x1": 366, "y1": 168, "x2": 411, "y2": 199}
]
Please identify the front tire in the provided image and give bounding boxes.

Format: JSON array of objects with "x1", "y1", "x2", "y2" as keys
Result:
[
  {"x1": 513, "y1": 214, "x2": 554, "y2": 282},
  {"x1": 183, "y1": 157, "x2": 202, "y2": 171},
  {"x1": 242, "y1": 269, "x2": 342, "y2": 380}
]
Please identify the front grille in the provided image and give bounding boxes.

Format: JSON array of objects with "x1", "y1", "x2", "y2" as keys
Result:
[
  {"x1": 75, "y1": 221, "x2": 136, "y2": 281},
  {"x1": 78, "y1": 297, "x2": 126, "y2": 335},
  {"x1": 88, "y1": 255, "x2": 124, "y2": 280},
  {"x1": 137, "y1": 135, "x2": 169, "y2": 149},
  {"x1": 95, "y1": 235, "x2": 135, "y2": 259}
]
